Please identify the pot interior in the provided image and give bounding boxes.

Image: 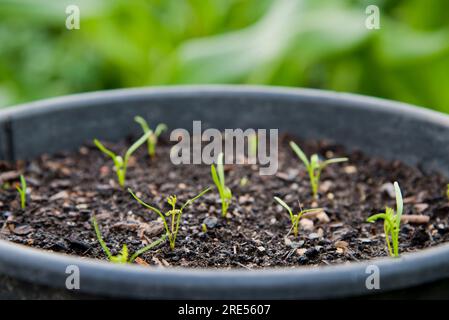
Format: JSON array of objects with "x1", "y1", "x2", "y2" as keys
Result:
[{"x1": 1, "y1": 87, "x2": 448, "y2": 176}]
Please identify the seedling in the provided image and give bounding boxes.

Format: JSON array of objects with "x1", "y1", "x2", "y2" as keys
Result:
[
  {"x1": 239, "y1": 176, "x2": 249, "y2": 187},
  {"x1": 289, "y1": 141, "x2": 348, "y2": 199},
  {"x1": 134, "y1": 116, "x2": 167, "y2": 158},
  {"x1": 367, "y1": 181, "x2": 403, "y2": 257},
  {"x1": 446, "y1": 184, "x2": 449, "y2": 201},
  {"x1": 128, "y1": 187, "x2": 211, "y2": 250},
  {"x1": 274, "y1": 197, "x2": 323, "y2": 237},
  {"x1": 92, "y1": 216, "x2": 166, "y2": 264},
  {"x1": 93, "y1": 131, "x2": 152, "y2": 188},
  {"x1": 211, "y1": 152, "x2": 232, "y2": 217},
  {"x1": 16, "y1": 175, "x2": 27, "y2": 209},
  {"x1": 248, "y1": 133, "x2": 258, "y2": 159},
  {"x1": 201, "y1": 223, "x2": 207, "y2": 233}
]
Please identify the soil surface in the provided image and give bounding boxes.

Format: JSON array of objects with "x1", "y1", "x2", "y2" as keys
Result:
[{"x1": 1, "y1": 134, "x2": 449, "y2": 269}]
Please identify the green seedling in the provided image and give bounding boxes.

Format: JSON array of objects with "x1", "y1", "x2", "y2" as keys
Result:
[
  {"x1": 16, "y1": 175, "x2": 27, "y2": 209},
  {"x1": 274, "y1": 196, "x2": 323, "y2": 237},
  {"x1": 201, "y1": 223, "x2": 207, "y2": 233},
  {"x1": 2, "y1": 182, "x2": 11, "y2": 190},
  {"x1": 92, "y1": 216, "x2": 166, "y2": 263},
  {"x1": 93, "y1": 131, "x2": 152, "y2": 188},
  {"x1": 129, "y1": 187, "x2": 211, "y2": 250},
  {"x1": 134, "y1": 116, "x2": 167, "y2": 158},
  {"x1": 248, "y1": 133, "x2": 258, "y2": 159},
  {"x1": 211, "y1": 152, "x2": 232, "y2": 218},
  {"x1": 289, "y1": 141, "x2": 348, "y2": 199},
  {"x1": 367, "y1": 181, "x2": 403, "y2": 257},
  {"x1": 446, "y1": 184, "x2": 449, "y2": 201},
  {"x1": 239, "y1": 176, "x2": 249, "y2": 187}
]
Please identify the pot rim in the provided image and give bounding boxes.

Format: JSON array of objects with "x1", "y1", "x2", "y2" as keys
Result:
[
  {"x1": 1, "y1": 85, "x2": 449, "y2": 298},
  {"x1": 1, "y1": 84, "x2": 446, "y2": 125}
]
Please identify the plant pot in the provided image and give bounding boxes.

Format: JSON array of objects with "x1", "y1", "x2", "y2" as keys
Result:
[{"x1": 1, "y1": 85, "x2": 449, "y2": 299}]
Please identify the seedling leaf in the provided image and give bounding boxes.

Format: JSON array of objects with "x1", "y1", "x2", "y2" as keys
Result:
[
  {"x1": 92, "y1": 215, "x2": 165, "y2": 264},
  {"x1": 92, "y1": 216, "x2": 112, "y2": 260},
  {"x1": 129, "y1": 233, "x2": 167, "y2": 263},
  {"x1": 367, "y1": 182, "x2": 404, "y2": 257},
  {"x1": 93, "y1": 139, "x2": 116, "y2": 160},
  {"x1": 274, "y1": 196, "x2": 293, "y2": 219},
  {"x1": 94, "y1": 130, "x2": 152, "y2": 188},
  {"x1": 289, "y1": 141, "x2": 310, "y2": 167},
  {"x1": 289, "y1": 141, "x2": 348, "y2": 199},
  {"x1": 181, "y1": 187, "x2": 211, "y2": 211},
  {"x1": 274, "y1": 197, "x2": 323, "y2": 237},
  {"x1": 366, "y1": 213, "x2": 387, "y2": 222},
  {"x1": 16, "y1": 174, "x2": 27, "y2": 209},
  {"x1": 394, "y1": 181, "x2": 403, "y2": 227},
  {"x1": 134, "y1": 116, "x2": 167, "y2": 157},
  {"x1": 211, "y1": 152, "x2": 232, "y2": 218},
  {"x1": 125, "y1": 130, "x2": 153, "y2": 161}
]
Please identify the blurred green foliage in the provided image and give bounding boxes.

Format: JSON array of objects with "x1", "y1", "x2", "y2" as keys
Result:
[{"x1": 1, "y1": 0, "x2": 449, "y2": 112}]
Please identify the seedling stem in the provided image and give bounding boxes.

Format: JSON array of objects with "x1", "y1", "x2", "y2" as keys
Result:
[
  {"x1": 274, "y1": 197, "x2": 322, "y2": 237},
  {"x1": 16, "y1": 175, "x2": 27, "y2": 209},
  {"x1": 134, "y1": 116, "x2": 167, "y2": 158},
  {"x1": 290, "y1": 141, "x2": 348, "y2": 199},
  {"x1": 94, "y1": 130, "x2": 152, "y2": 188},
  {"x1": 129, "y1": 187, "x2": 210, "y2": 250},
  {"x1": 211, "y1": 152, "x2": 232, "y2": 217},
  {"x1": 367, "y1": 181, "x2": 403, "y2": 257},
  {"x1": 92, "y1": 216, "x2": 166, "y2": 263}
]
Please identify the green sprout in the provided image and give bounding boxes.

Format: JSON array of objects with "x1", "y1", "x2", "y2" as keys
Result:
[
  {"x1": 134, "y1": 116, "x2": 167, "y2": 158},
  {"x1": 2, "y1": 182, "x2": 11, "y2": 190},
  {"x1": 211, "y1": 152, "x2": 232, "y2": 218},
  {"x1": 289, "y1": 141, "x2": 348, "y2": 199},
  {"x1": 92, "y1": 216, "x2": 166, "y2": 264},
  {"x1": 274, "y1": 197, "x2": 323, "y2": 237},
  {"x1": 201, "y1": 223, "x2": 207, "y2": 233},
  {"x1": 128, "y1": 187, "x2": 211, "y2": 250},
  {"x1": 248, "y1": 133, "x2": 258, "y2": 159},
  {"x1": 367, "y1": 181, "x2": 403, "y2": 257},
  {"x1": 93, "y1": 131, "x2": 152, "y2": 188},
  {"x1": 239, "y1": 176, "x2": 249, "y2": 187},
  {"x1": 446, "y1": 184, "x2": 449, "y2": 201},
  {"x1": 16, "y1": 175, "x2": 27, "y2": 209}
]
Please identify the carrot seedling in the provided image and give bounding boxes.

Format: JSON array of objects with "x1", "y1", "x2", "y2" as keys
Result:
[
  {"x1": 274, "y1": 196, "x2": 323, "y2": 237},
  {"x1": 93, "y1": 131, "x2": 152, "y2": 188},
  {"x1": 134, "y1": 116, "x2": 167, "y2": 158},
  {"x1": 16, "y1": 175, "x2": 27, "y2": 209},
  {"x1": 289, "y1": 141, "x2": 348, "y2": 199},
  {"x1": 211, "y1": 152, "x2": 232, "y2": 218},
  {"x1": 248, "y1": 133, "x2": 258, "y2": 159},
  {"x1": 128, "y1": 187, "x2": 211, "y2": 250},
  {"x1": 92, "y1": 216, "x2": 166, "y2": 263},
  {"x1": 367, "y1": 181, "x2": 403, "y2": 257}
]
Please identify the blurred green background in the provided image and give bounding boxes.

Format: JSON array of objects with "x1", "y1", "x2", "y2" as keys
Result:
[{"x1": 1, "y1": 0, "x2": 449, "y2": 112}]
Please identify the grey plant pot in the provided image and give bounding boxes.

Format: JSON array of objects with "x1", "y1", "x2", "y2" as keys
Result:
[{"x1": 1, "y1": 85, "x2": 449, "y2": 299}]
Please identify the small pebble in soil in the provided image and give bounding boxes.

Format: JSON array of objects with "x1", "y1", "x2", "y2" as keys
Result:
[
  {"x1": 380, "y1": 182, "x2": 396, "y2": 199},
  {"x1": 305, "y1": 247, "x2": 320, "y2": 259},
  {"x1": 202, "y1": 216, "x2": 218, "y2": 229},
  {"x1": 2, "y1": 211, "x2": 12, "y2": 218},
  {"x1": 308, "y1": 233, "x2": 320, "y2": 240}
]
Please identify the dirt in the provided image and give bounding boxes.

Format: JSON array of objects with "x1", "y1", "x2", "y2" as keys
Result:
[{"x1": 1, "y1": 134, "x2": 449, "y2": 269}]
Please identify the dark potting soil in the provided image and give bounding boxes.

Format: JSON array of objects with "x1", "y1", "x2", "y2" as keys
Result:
[{"x1": 1, "y1": 134, "x2": 449, "y2": 269}]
